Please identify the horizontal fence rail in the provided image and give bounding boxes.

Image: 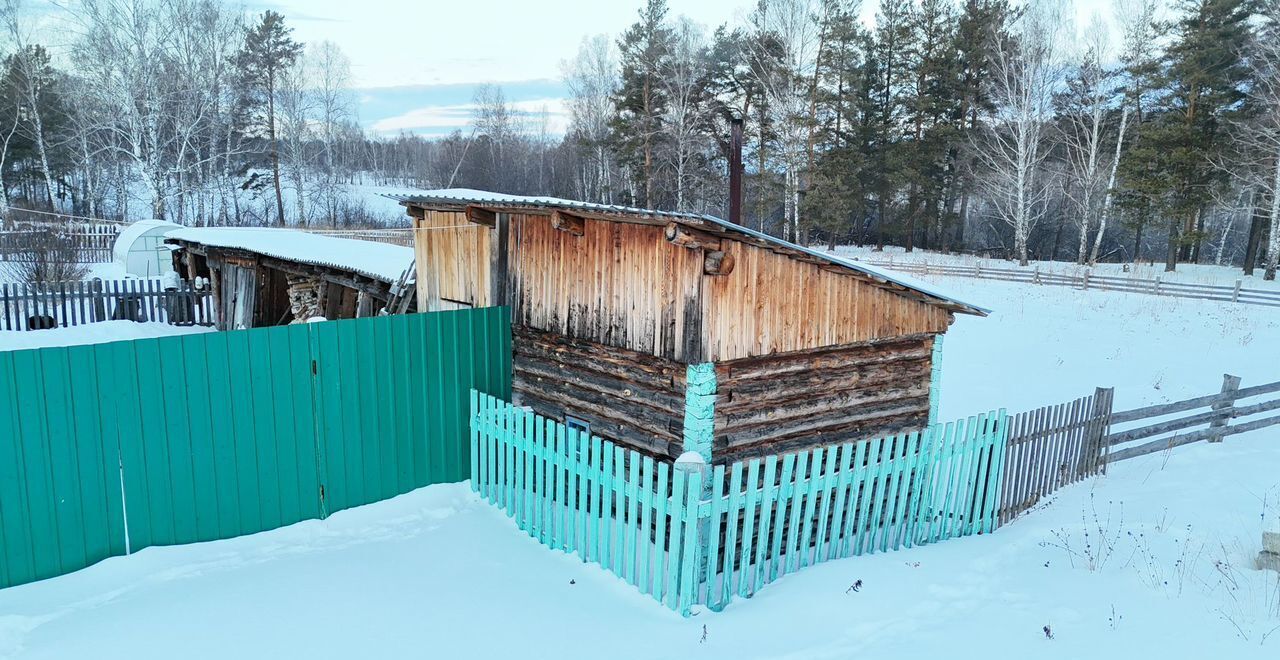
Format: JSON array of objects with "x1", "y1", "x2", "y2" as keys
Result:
[
  {"x1": 855, "y1": 258, "x2": 1280, "y2": 308},
  {"x1": 998, "y1": 388, "x2": 1113, "y2": 524},
  {"x1": 0, "y1": 279, "x2": 214, "y2": 331},
  {"x1": 471, "y1": 391, "x2": 1008, "y2": 616},
  {"x1": 1106, "y1": 375, "x2": 1280, "y2": 462},
  {"x1": 303, "y1": 228, "x2": 414, "y2": 247}
]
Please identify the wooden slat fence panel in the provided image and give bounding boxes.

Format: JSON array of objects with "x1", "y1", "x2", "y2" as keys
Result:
[
  {"x1": 471, "y1": 392, "x2": 1008, "y2": 616},
  {"x1": 0, "y1": 279, "x2": 214, "y2": 331},
  {"x1": 998, "y1": 388, "x2": 1113, "y2": 524}
]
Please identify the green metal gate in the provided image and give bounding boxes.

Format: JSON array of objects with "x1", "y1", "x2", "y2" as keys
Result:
[{"x1": 0, "y1": 307, "x2": 511, "y2": 589}]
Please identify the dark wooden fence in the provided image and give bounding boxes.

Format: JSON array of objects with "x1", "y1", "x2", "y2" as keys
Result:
[
  {"x1": 1, "y1": 279, "x2": 214, "y2": 331},
  {"x1": 997, "y1": 388, "x2": 1114, "y2": 524},
  {"x1": 1106, "y1": 375, "x2": 1280, "y2": 461},
  {"x1": 0, "y1": 225, "x2": 120, "y2": 263}
]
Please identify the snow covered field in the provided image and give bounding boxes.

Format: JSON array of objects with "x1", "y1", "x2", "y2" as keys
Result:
[
  {"x1": 832, "y1": 244, "x2": 1280, "y2": 291},
  {"x1": 0, "y1": 273, "x2": 1276, "y2": 659}
]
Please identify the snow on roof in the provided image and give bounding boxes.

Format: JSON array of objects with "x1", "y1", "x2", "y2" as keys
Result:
[
  {"x1": 168, "y1": 227, "x2": 414, "y2": 283},
  {"x1": 389, "y1": 189, "x2": 990, "y2": 316}
]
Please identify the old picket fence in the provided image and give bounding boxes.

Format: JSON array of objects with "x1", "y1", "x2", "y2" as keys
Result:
[
  {"x1": 0, "y1": 224, "x2": 119, "y2": 263},
  {"x1": 471, "y1": 392, "x2": 1008, "y2": 615},
  {"x1": 1, "y1": 279, "x2": 214, "y2": 331},
  {"x1": 0, "y1": 307, "x2": 512, "y2": 589}
]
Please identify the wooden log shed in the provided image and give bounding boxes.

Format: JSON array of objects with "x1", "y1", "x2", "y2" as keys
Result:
[
  {"x1": 395, "y1": 189, "x2": 989, "y2": 465},
  {"x1": 166, "y1": 228, "x2": 415, "y2": 331}
]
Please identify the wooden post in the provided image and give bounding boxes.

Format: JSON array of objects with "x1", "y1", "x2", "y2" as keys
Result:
[
  {"x1": 1209, "y1": 374, "x2": 1241, "y2": 443},
  {"x1": 1082, "y1": 271, "x2": 1091, "y2": 290},
  {"x1": 1033, "y1": 267, "x2": 1040, "y2": 284},
  {"x1": 928, "y1": 335, "x2": 944, "y2": 426},
  {"x1": 1232, "y1": 279, "x2": 1241, "y2": 303},
  {"x1": 1153, "y1": 276, "x2": 1161, "y2": 295},
  {"x1": 1089, "y1": 387, "x2": 1114, "y2": 474}
]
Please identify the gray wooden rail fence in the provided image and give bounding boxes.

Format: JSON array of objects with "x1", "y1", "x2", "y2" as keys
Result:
[
  {"x1": 1105, "y1": 375, "x2": 1280, "y2": 462},
  {"x1": 1, "y1": 279, "x2": 215, "y2": 331},
  {"x1": 999, "y1": 375, "x2": 1280, "y2": 523},
  {"x1": 855, "y1": 258, "x2": 1280, "y2": 308}
]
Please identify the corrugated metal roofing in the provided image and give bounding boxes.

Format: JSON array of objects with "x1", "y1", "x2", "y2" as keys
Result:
[
  {"x1": 167, "y1": 227, "x2": 415, "y2": 283},
  {"x1": 388, "y1": 188, "x2": 990, "y2": 316}
]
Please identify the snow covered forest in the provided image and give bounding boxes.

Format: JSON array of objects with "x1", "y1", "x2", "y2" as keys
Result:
[{"x1": 2, "y1": 0, "x2": 1280, "y2": 279}]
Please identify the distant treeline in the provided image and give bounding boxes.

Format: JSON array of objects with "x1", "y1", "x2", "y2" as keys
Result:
[{"x1": 1, "y1": 0, "x2": 1278, "y2": 278}]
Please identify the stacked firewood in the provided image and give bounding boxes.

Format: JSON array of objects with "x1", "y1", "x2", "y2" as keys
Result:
[{"x1": 286, "y1": 275, "x2": 322, "y2": 323}]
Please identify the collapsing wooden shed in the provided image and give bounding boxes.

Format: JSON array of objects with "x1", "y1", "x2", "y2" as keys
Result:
[
  {"x1": 394, "y1": 189, "x2": 988, "y2": 464},
  {"x1": 166, "y1": 228, "x2": 417, "y2": 331}
]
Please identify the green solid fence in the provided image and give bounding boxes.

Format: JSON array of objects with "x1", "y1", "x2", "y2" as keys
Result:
[{"x1": 0, "y1": 307, "x2": 512, "y2": 589}]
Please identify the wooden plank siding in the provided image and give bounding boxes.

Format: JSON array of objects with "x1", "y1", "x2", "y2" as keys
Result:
[
  {"x1": 703, "y1": 240, "x2": 951, "y2": 361},
  {"x1": 413, "y1": 209, "x2": 953, "y2": 364},
  {"x1": 713, "y1": 336, "x2": 935, "y2": 462},
  {"x1": 506, "y1": 214, "x2": 707, "y2": 362},
  {"x1": 414, "y1": 210, "x2": 492, "y2": 310}
]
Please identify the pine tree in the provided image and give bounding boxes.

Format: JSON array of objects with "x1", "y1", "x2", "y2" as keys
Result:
[
  {"x1": 238, "y1": 11, "x2": 303, "y2": 226},
  {"x1": 950, "y1": 0, "x2": 1012, "y2": 251},
  {"x1": 867, "y1": 0, "x2": 917, "y2": 249},
  {"x1": 613, "y1": 0, "x2": 672, "y2": 208},
  {"x1": 901, "y1": 0, "x2": 962, "y2": 251},
  {"x1": 1125, "y1": 0, "x2": 1253, "y2": 270}
]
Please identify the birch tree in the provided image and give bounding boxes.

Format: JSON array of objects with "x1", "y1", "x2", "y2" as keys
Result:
[
  {"x1": 973, "y1": 0, "x2": 1065, "y2": 265},
  {"x1": 564, "y1": 35, "x2": 619, "y2": 203},
  {"x1": 660, "y1": 18, "x2": 710, "y2": 212},
  {"x1": 1059, "y1": 14, "x2": 1114, "y2": 264},
  {"x1": 310, "y1": 41, "x2": 352, "y2": 224},
  {"x1": 2, "y1": 0, "x2": 58, "y2": 209},
  {"x1": 746, "y1": 0, "x2": 823, "y2": 241},
  {"x1": 1236, "y1": 0, "x2": 1280, "y2": 279}
]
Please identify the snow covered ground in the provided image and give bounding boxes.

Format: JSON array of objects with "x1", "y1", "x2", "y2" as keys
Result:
[
  {"x1": 832, "y1": 244, "x2": 1280, "y2": 291},
  {"x1": 0, "y1": 321, "x2": 211, "y2": 353},
  {"x1": 0, "y1": 274, "x2": 1276, "y2": 659}
]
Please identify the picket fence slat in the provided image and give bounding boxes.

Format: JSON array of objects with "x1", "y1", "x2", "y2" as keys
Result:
[{"x1": 472, "y1": 394, "x2": 1009, "y2": 617}]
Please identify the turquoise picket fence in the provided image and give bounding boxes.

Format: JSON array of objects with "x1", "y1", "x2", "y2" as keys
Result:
[{"x1": 470, "y1": 391, "x2": 1008, "y2": 616}]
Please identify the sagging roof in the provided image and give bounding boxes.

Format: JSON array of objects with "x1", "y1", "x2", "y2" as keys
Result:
[
  {"x1": 388, "y1": 188, "x2": 989, "y2": 316},
  {"x1": 167, "y1": 227, "x2": 414, "y2": 283}
]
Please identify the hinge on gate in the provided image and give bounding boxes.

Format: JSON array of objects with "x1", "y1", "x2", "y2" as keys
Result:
[
  {"x1": 319, "y1": 484, "x2": 325, "y2": 502},
  {"x1": 311, "y1": 360, "x2": 318, "y2": 376}
]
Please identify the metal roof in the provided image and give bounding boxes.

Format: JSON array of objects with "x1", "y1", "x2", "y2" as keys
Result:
[{"x1": 388, "y1": 188, "x2": 990, "y2": 316}]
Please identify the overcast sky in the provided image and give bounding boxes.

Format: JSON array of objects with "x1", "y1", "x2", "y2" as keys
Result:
[
  {"x1": 261, "y1": 0, "x2": 1118, "y2": 136},
  {"x1": 29, "y1": 0, "x2": 1119, "y2": 136}
]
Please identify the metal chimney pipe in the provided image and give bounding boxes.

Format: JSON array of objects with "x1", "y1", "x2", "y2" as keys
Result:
[{"x1": 729, "y1": 116, "x2": 743, "y2": 225}]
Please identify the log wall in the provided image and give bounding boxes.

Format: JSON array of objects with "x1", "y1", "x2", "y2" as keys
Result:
[
  {"x1": 511, "y1": 325, "x2": 687, "y2": 459},
  {"x1": 712, "y1": 335, "x2": 935, "y2": 463}
]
